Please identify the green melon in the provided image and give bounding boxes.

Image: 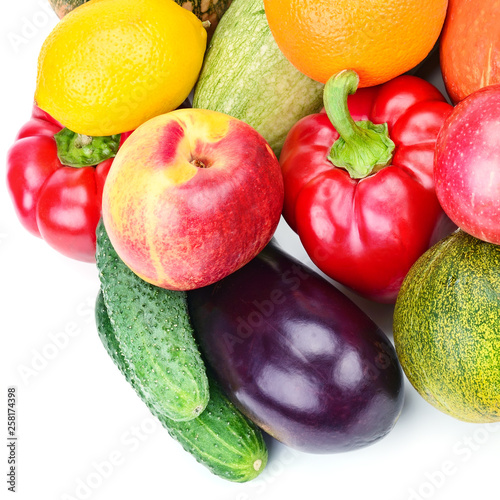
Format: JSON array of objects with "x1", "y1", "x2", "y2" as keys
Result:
[
  {"x1": 48, "y1": 0, "x2": 83, "y2": 18},
  {"x1": 48, "y1": 0, "x2": 232, "y2": 38},
  {"x1": 393, "y1": 230, "x2": 500, "y2": 422}
]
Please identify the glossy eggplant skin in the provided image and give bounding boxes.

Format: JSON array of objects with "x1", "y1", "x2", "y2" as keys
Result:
[{"x1": 187, "y1": 241, "x2": 404, "y2": 454}]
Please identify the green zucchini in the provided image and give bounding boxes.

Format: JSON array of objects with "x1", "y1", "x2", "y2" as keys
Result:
[
  {"x1": 95, "y1": 291, "x2": 268, "y2": 482},
  {"x1": 394, "y1": 230, "x2": 500, "y2": 423},
  {"x1": 96, "y1": 219, "x2": 209, "y2": 422},
  {"x1": 192, "y1": 0, "x2": 324, "y2": 157}
]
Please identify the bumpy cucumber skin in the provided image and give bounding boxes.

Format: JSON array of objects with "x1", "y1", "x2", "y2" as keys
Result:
[
  {"x1": 96, "y1": 220, "x2": 209, "y2": 422},
  {"x1": 394, "y1": 230, "x2": 500, "y2": 422},
  {"x1": 192, "y1": 0, "x2": 324, "y2": 157},
  {"x1": 95, "y1": 291, "x2": 268, "y2": 482}
]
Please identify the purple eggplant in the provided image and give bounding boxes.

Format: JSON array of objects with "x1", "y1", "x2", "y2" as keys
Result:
[{"x1": 187, "y1": 240, "x2": 404, "y2": 454}]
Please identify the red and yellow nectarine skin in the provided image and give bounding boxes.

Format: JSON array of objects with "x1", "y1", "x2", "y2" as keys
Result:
[{"x1": 102, "y1": 108, "x2": 284, "y2": 290}]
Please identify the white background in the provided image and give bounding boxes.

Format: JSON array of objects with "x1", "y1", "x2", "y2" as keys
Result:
[{"x1": 1, "y1": 2, "x2": 499, "y2": 500}]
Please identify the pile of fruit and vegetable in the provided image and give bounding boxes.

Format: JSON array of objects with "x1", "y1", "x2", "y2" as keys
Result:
[{"x1": 6, "y1": 0, "x2": 500, "y2": 485}]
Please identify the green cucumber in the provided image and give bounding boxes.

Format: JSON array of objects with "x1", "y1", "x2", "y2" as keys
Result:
[
  {"x1": 95, "y1": 291, "x2": 268, "y2": 482},
  {"x1": 394, "y1": 230, "x2": 500, "y2": 422},
  {"x1": 192, "y1": 0, "x2": 324, "y2": 157},
  {"x1": 96, "y1": 219, "x2": 209, "y2": 422}
]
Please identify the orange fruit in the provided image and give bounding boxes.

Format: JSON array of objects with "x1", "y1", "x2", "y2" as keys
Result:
[{"x1": 264, "y1": 0, "x2": 448, "y2": 87}]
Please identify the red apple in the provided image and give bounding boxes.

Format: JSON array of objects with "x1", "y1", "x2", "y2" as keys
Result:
[
  {"x1": 434, "y1": 84, "x2": 500, "y2": 245},
  {"x1": 102, "y1": 108, "x2": 284, "y2": 290}
]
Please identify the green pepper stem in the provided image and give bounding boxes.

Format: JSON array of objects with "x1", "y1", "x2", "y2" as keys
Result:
[
  {"x1": 324, "y1": 70, "x2": 395, "y2": 179},
  {"x1": 54, "y1": 128, "x2": 121, "y2": 168}
]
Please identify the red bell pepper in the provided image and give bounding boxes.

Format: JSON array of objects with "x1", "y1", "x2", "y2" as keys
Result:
[
  {"x1": 6, "y1": 105, "x2": 130, "y2": 263},
  {"x1": 280, "y1": 70, "x2": 455, "y2": 303}
]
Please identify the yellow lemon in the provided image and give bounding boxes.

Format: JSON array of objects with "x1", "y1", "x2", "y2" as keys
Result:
[{"x1": 35, "y1": 0, "x2": 207, "y2": 136}]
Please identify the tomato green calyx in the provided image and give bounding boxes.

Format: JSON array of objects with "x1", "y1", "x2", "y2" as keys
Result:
[
  {"x1": 54, "y1": 128, "x2": 120, "y2": 168},
  {"x1": 325, "y1": 70, "x2": 395, "y2": 179}
]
